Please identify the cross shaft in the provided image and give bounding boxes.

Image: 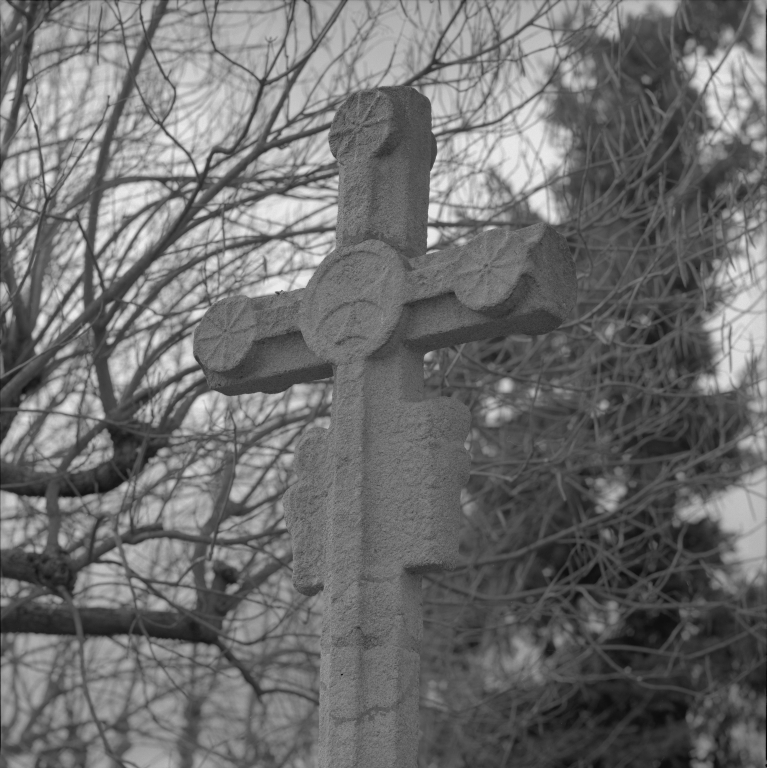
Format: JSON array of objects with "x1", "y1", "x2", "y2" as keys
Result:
[{"x1": 291, "y1": 351, "x2": 468, "y2": 765}]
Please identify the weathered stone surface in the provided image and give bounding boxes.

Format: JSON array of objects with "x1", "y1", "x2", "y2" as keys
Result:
[
  {"x1": 194, "y1": 290, "x2": 331, "y2": 394},
  {"x1": 395, "y1": 397, "x2": 471, "y2": 573},
  {"x1": 300, "y1": 240, "x2": 408, "y2": 365},
  {"x1": 329, "y1": 87, "x2": 436, "y2": 258},
  {"x1": 282, "y1": 427, "x2": 330, "y2": 596},
  {"x1": 194, "y1": 85, "x2": 577, "y2": 768}
]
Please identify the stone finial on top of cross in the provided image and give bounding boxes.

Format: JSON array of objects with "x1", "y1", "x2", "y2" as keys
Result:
[{"x1": 329, "y1": 87, "x2": 437, "y2": 259}]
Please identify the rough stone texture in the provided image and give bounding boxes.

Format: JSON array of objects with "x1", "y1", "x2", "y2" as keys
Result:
[
  {"x1": 194, "y1": 86, "x2": 577, "y2": 768},
  {"x1": 329, "y1": 87, "x2": 437, "y2": 258}
]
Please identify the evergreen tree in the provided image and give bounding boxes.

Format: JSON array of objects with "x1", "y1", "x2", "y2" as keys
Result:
[{"x1": 420, "y1": 2, "x2": 765, "y2": 766}]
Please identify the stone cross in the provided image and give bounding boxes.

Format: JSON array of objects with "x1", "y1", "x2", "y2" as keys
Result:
[{"x1": 194, "y1": 86, "x2": 576, "y2": 768}]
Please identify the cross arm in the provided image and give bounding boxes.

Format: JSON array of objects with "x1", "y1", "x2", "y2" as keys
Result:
[
  {"x1": 194, "y1": 223, "x2": 576, "y2": 393},
  {"x1": 403, "y1": 223, "x2": 576, "y2": 352},
  {"x1": 193, "y1": 290, "x2": 332, "y2": 395}
]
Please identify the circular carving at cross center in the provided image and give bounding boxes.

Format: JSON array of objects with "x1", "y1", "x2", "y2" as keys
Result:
[
  {"x1": 329, "y1": 89, "x2": 400, "y2": 163},
  {"x1": 300, "y1": 241, "x2": 406, "y2": 365}
]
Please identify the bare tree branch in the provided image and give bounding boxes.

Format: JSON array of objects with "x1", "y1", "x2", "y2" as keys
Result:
[{"x1": 1, "y1": 603, "x2": 221, "y2": 644}]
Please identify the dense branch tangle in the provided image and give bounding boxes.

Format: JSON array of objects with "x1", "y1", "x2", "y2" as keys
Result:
[
  {"x1": 0, "y1": 2, "x2": 593, "y2": 764},
  {"x1": 0, "y1": 1, "x2": 764, "y2": 766}
]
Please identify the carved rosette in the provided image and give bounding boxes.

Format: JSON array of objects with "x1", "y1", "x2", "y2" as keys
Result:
[
  {"x1": 193, "y1": 296, "x2": 257, "y2": 373},
  {"x1": 283, "y1": 427, "x2": 331, "y2": 596},
  {"x1": 451, "y1": 223, "x2": 573, "y2": 318},
  {"x1": 328, "y1": 89, "x2": 400, "y2": 163}
]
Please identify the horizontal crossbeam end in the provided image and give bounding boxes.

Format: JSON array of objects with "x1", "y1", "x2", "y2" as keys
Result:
[
  {"x1": 203, "y1": 333, "x2": 332, "y2": 395},
  {"x1": 404, "y1": 293, "x2": 568, "y2": 353}
]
